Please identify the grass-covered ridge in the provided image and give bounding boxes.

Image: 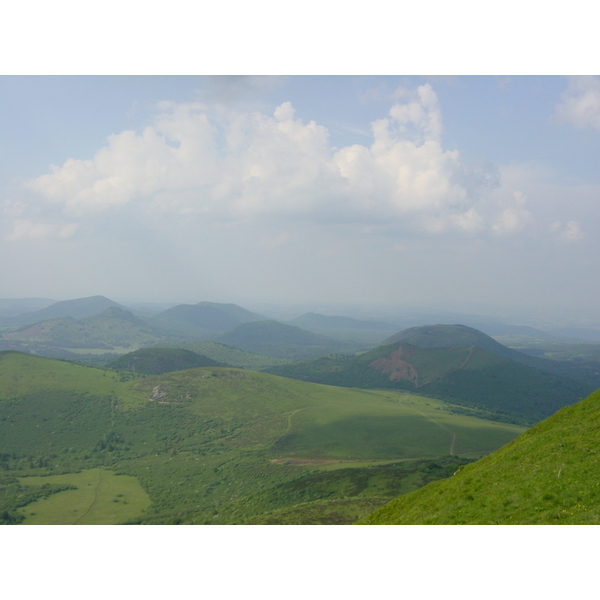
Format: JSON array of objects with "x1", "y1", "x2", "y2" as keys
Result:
[{"x1": 359, "y1": 387, "x2": 600, "y2": 524}]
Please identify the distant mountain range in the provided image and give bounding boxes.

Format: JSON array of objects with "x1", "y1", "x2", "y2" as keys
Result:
[
  {"x1": 360, "y1": 386, "x2": 600, "y2": 524},
  {"x1": 2, "y1": 297, "x2": 599, "y2": 386}
]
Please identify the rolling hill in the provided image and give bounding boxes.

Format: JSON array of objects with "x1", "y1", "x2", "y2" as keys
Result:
[
  {"x1": 152, "y1": 301, "x2": 263, "y2": 337},
  {"x1": 8, "y1": 295, "x2": 125, "y2": 326},
  {"x1": 2, "y1": 306, "x2": 172, "y2": 351},
  {"x1": 217, "y1": 320, "x2": 356, "y2": 360},
  {"x1": 107, "y1": 347, "x2": 223, "y2": 374},
  {"x1": 0, "y1": 351, "x2": 524, "y2": 524},
  {"x1": 267, "y1": 337, "x2": 593, "y2": 424},
  {"x1": 359, "y1": 386, "x2": 600, "y2": 524},
  {"x1": 383, "y1": 324, "x2": 600, "y2": 386}
]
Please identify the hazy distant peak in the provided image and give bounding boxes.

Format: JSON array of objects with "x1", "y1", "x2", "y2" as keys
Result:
[{"x1": 10, "y1": 295, "x2": 125, "y2": 325}]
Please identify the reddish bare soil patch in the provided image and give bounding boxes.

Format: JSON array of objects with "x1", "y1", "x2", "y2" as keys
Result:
[{"x1": 369, "y1": 347, "x2": 418, "y2": 384}]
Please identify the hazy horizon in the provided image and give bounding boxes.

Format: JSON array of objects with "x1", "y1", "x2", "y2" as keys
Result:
[{"x1": 2, "y1": 76, "x2": 599, "y2": 320}]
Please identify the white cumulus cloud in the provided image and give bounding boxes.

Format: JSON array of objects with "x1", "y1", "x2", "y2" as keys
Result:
[
  {"x1": 23, "y1": 84, "x2": 536, "y2": 238},
  {"x1": 555, "y1": 76, "x2": 600, "y2": 132}
]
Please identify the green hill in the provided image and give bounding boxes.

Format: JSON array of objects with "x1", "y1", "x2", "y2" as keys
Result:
[
  {"x1": 218, "y1": 320, "x2": 355, "y2": 361},
  {"x1": 268, "y1": 341, "x2": 593, "y2": 424},
  {"x1": 107, "y1": 347, "x2": 222, "y2": 374},
  {"x1": 360, "y1": 387, "x2": 600, "y2": 524},
  {"x1": 2, "y1": 307, "x2": 171, "y2": 351},
  {"x1": 384, "y1": 324, "x2": 600, "y2": 386},
  {"x1": 0, "y1": 351, "x2": 524, "y2": 525},
  {"x1": 152, "y1": 302, "x2": 263, "y2": 337}
]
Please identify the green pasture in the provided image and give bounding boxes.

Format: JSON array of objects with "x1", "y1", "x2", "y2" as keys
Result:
[
  {"x1": 17, "y1": 468, "x2": 150, "y2": 524},
  {"x1": 272, "y1": 390, "x2": 524, "y2": 460}
]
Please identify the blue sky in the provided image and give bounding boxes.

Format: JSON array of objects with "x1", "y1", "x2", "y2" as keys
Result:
[{"x1": 1, "y1": 74, "x2": 599, "y2": 318}]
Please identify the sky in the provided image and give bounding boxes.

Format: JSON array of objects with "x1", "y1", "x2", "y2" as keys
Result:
[{"x1": 1, "y1": 74, "x2": 599, "y2": 317}]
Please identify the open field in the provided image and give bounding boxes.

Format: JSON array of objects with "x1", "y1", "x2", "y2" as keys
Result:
[
  {"x1": 17, "y1": 468, "x2": 151, "y2": 524},
  {"x1": 270, "y1": 390, "x2": 524, "y2": 460}
]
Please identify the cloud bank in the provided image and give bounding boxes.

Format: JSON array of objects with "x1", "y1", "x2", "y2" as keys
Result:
[{"x1": 24, "y1": 84, "x2": 534, "y2": 239}]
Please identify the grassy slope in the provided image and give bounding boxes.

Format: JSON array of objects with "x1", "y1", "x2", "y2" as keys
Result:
[
  {"x1": 0, "y1": 351, "x2": 132, "y2": 398},
  {"x1": 244, "y1": 457, "x2": 472, "y2": 524},
  {"x1": 360, "y1": 388, "x2": 600, "y2": 524},
  {"x1": 0, "y1": 351, "x2": 525, "y2": 524},
  {"x1": 122, "y1": 369, "x2": 524, "y2": 459}
]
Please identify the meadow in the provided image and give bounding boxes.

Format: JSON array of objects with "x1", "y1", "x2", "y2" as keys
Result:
[{"x1": 17, "y1": 468, "x2": 150, "y2": 524}]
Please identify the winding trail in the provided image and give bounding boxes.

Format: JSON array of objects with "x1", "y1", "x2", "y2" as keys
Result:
[
  {"x1": 419, "y1": 347, "x2": 474, "y2": 388},
  {"x1": 286, "y1": 408, "x2": 308, "y2": 434},
  {"x1": 73, "y1": 469, "x2": 103, "y2": 525},
  {"x1": 397, "y1": 398, "x2": 458, "y2": 455}
]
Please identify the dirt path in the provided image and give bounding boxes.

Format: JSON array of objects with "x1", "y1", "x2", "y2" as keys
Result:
[
  {"x1": 286, "y1": 408, "x2": 307, "y2": 434},
  {"x1": 456, "y1": 347, "x2": 474, "y2": 370},
  {"x1": 73, "y1": 469, "x2": 103, "y2": 525},
  {"x1": 418, "y1": 347, "x2": 474, "y2": 388},
  {"x1": 397, "y1": 399, "x2": 457, "y2": 455}
]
